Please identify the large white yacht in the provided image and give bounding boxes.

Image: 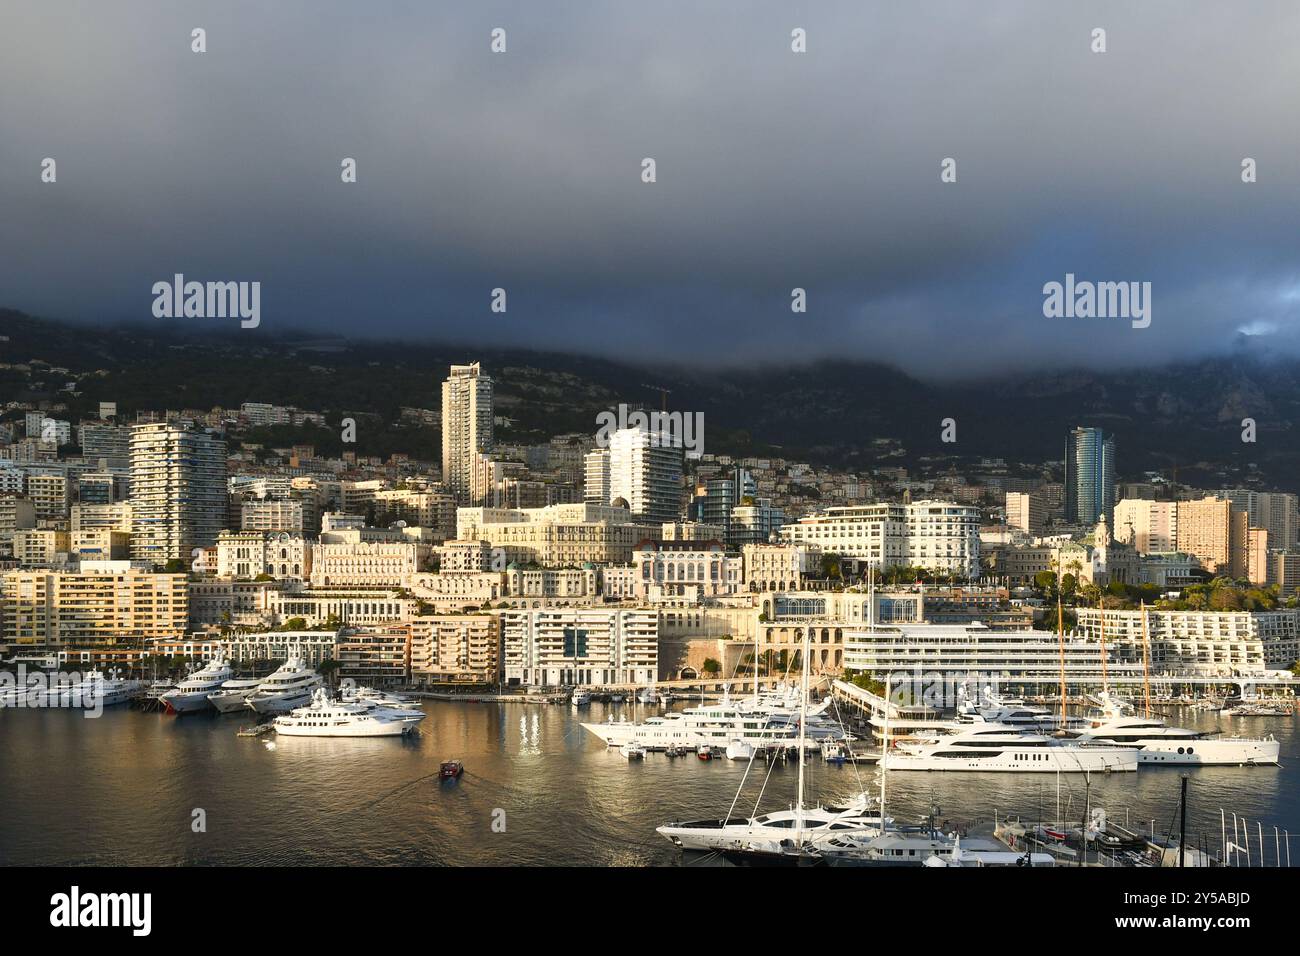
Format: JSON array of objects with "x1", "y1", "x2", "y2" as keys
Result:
[
  {"x1": 1069, "y1": 693, "x2": 1280, "y2": 766},
  {"x1": 337, "y1": 685, "x2": 426, "y2": 725},
  {"x1": 63, "y1": 671, "x2": 142, "y2": 708},
  {"x1": 658, "y1": 792, "x2": 889, "y2": 852},
  {"x1": 207, "y1": 676, "x2": 265, "y2": 714},
  {"x1": 273, "y1": 689, "x2": 416, "y2": 737},
  {"x1": 246, "y1": 657, "x2": 324, "y2": 715},
  {"x1": 881, "y1": 723, "x2": 1138, "y2": 773},
  {"x1": 582, "y1": 700, "x2": 850, "y2": 750},
  {"x1": 160, "y1": 657, "x2": 235, "y2": 713},
  {"x1": 8, "y1": 670, "x2": 143, "y2": 709},
  {"x1": 955, "y1": 686, "x2": 1083, "y2": 732}
]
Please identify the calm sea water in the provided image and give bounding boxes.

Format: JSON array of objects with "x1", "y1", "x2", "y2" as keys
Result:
[{"x1": 1, "y1": 700, "x2": 1296, "y2": 866}]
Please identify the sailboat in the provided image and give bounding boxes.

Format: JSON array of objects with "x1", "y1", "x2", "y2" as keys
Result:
[{"x1": 657, "y1": 625, "x2": 885, "y2": 862}]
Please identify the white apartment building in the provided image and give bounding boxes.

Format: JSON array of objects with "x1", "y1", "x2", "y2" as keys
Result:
[
  {"x1": 631, "y1": 540, "x2": 743, "y2": 601},
  {"x1": 223, "y1": 630, "x2": 339, "y2": 667},
  {"x1": 779, "y1": 501, "x2": 981, "y2": 578},
  {"x1": 1005, "y1": 491, "x2": 1046, "y2": 534},
  {"x1": 217, "y1": 530, "x2": 313, "y2": 582},
  {"x1": 130, "y1": 423, "x2": 227, "y2": 564},
  {"x1": 270, "y1": 589, "x2": 414, "y2": 628},
  {"x1": 584, "y1": 448, "x2": 610, "y2": 506},
  {"x1": 501, "y1": 607, "x2": 658, "y2": 687},
  {"x1": 1074, "y1": 607, "x2": 1285, "y2": 675},
  {"x1": 455, "y1": 502, "x2": 657, "y2": 567},
  {"x1": 742, "y1": 543, "x2": 821, "y2": 592},
  {"x1": 310, "y1": 539, "x2": 423, "y2": 588},
  {"x1": 437, "y1": 538, "x2": 497, "y2": 572},
  {"x1": 241, "y1": 499, "x2": 310, "y2": 535},
  {"x1": 607, "y1": 426, "x2": 682, "y2": 525},
  {"x1": 441, "y1": 363, "x2": 494, "y2": 503},
  {"x1": 1113, "y1": 499, "x2": 1179, "y2": 553}
]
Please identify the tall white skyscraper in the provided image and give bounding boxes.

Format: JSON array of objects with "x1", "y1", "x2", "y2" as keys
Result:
[
  {"x1": 608, "y1": 427, "x2": 682, "y2": 525},
  {"x1": 129, "y1": 422, "x2": 228, "y2": 565},
  {"x1": 584, "y1": 448, "x2": 610, "y2": 505},
  {"x1": 441, "y1": 363, "x2": 493, "y2": 503}
]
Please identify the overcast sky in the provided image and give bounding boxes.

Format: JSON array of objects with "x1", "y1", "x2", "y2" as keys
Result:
[{"x1": 2, "y1": 1, "x2": 1299, "y2": 379}]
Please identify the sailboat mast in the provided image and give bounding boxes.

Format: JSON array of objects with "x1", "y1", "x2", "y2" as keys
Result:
[
  {"x1": 1140, "y1": 601, "x2": 1152, "y2": 718},
  {"x1": 1057, "y1": 584, "x2": 1067, "y2": 726},
  {"x1": 796, "y1": 625, "x2": 809, "y2": 847},
  {"x1": 1099, "y1": 592, "x2": 1108, "y2": 695},
  {"x1": 881, "y1": 673, "x2": 889, "y2": 833}
]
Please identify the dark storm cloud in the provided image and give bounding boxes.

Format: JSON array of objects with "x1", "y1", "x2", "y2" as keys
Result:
[{"x1": 2, "y1": 0, "x2": 1299, "y2": 378}]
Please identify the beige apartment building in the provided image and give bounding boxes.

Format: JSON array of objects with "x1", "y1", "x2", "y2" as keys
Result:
[
  {"x1": 1005, "y1": 491, "x2": 1046, "y2": 534},
  {"x1": 409, "y1": 614, "x2": 500, "y2": 684},
  {"x1": 2, "y1": 563, "x2": 189, "y2": 646},
  {"x1": 0, "y1": 495, "x2": 37, "y2": 547},
  {"x1": 70, "y1": 529, "x2": 131, "y2": 561},
  {"x1": 12, "y1": 529, "x2": 69, "y2": 566},
  {"x1": 71, "y1": 501, "x2": 133, "y2": 532},
  {"x1": 1114, "y1": 496, "x2": 1265, "y2": 582}
]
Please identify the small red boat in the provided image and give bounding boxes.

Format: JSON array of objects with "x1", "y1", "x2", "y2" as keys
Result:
[
  {"x1": 439, "y1": 759, "x2": 464, "y2": 779},
  {"x1": 696, "y1": 745, "x2": 713, "y2": 761}
]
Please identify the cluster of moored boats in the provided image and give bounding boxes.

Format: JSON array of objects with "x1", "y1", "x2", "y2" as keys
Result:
[
  {"x1": 151, "y1": 655, "x2": 429, "y2": 737},
  {"x1": 585, "y1": 682, "x2": 1281, "y2": 772},
  {"x1": 878, "y1": 688, "x2": 1280, "y2": 772}
]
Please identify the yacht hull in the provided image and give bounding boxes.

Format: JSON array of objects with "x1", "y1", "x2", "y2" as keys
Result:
[
  {"x1": 1134, "y1": 738, "x2": 1280, "y2": 766},
  {"x1": 273, "y1": 721, "x2": 409, "y2": 737},
  {"x1": 881, "y1": 748, "x2": 1137, "y2": 772},
  {"x1": 160, "y1": 691, "x2": 217, "y2": 713},
  {"x1": 208, "y1": 689, "x2": 258, "y2": 713},
  {"x1": 248, "y1": 691, "x2": 316, "y2": 715}
]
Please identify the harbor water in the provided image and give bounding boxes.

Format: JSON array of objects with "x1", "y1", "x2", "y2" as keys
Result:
[{"x1": 1, "y1": 700, "x2": 1296, "y2": 866}]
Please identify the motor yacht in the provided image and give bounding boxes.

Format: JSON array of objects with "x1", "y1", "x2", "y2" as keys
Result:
[
  {"x1": 246, "y1": 657, "x2": 324, "y2": 715},
  {"x1": 207, "y1": 676, "x2": 264, "y2": 713},
  {"x1": 582, "y1": 700, "x2": 850, "y2": 751},
  {"x1": 160, "y1": 657, "x2": 235, "y2": 713},
  {"x1": 1070, "y1": 692, "x2": 1279, "y2": 766},
  {"x1": 658, "y1": 792, "x2": 889, "y2": 853},
  {"x1": 881, "y1": 723, "x2": 1138, "y2": 773},
  {"x1": 273, "y1": 688, "x2": 416, "y2": 737}
]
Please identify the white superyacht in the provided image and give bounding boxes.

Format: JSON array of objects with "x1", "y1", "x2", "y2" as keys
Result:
[
  {"x1": 1069, "y1": 692, "x2": 1279, "y2": 766},
  {"x1": 582, "y1": 699, "x2": 850, "y2": 750},
  {"x1": 207, "y1": 675, "x2": 265, "y2": 713},
  {"x1": 658, "y1": 792, "x2": 889, "y2": 853},
  {"x1": 160, "y1": 657, "x2": 235, "y2": 713},
  {"x1": 246, "y1": 657, "x2": 324, "y2": 715},
  {"x1": 273, "y1": 688, "x2": 416, "y2": 737},
  {"x1": 881, "y1": 723, "x2": 1138, "y2": 773}
]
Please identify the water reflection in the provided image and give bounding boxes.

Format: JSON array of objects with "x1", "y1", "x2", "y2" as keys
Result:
[{"x1": 0, "y1": 701, "x2": 1294, "y2": 866}]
